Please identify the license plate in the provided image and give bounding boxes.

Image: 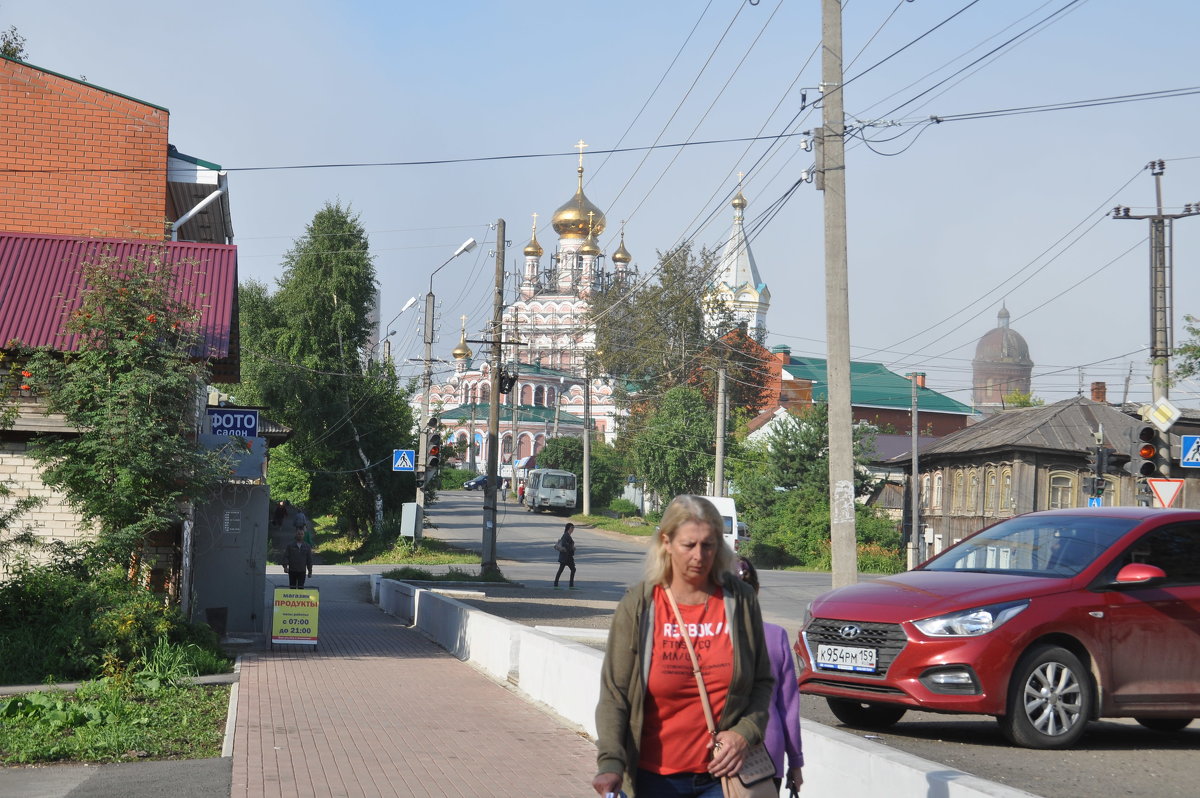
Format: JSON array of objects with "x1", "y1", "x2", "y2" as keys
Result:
[{"x1": 816, "y1": 644, "x2": 878, "y2": 673}]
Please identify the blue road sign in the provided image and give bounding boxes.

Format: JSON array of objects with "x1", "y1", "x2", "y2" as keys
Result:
[
  {"x1": 1181, "y1": 435, "x2": 1200, "y2": 468},
  {"x1": 1088, "y1": 496, "x2": 1102, "y2": 507},
  {"x1": 392, "y1": 449, "x2": 416, "y2": 472}
]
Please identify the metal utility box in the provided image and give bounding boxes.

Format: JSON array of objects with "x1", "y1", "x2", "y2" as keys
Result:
[{"x1": 400, "y1": 502, "x2": 423, "y2": 541}]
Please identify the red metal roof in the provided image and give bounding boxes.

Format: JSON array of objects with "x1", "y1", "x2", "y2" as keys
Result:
[{"x1": 0, "y1": 232, "x2": 239, "y2": 380}]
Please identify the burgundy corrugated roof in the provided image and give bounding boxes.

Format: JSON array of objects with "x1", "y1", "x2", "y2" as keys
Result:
[{"x1": 0, "y1": 232, "x2": 238, "y2": 379}]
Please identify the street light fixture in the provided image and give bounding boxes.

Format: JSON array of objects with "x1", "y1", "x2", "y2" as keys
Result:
[{"x1": 418, "y1": 237, "x2": 479, "y2": 506}]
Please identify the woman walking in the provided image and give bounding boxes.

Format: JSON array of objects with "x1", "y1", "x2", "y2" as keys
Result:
[
  {"x1": 592, "y1": 495, "x2": 774, "y2": 797},
  {"x1": 554, "y1": 522, "x2": 577, "y2": 589}
]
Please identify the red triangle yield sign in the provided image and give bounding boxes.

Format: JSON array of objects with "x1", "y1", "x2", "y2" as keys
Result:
[{"x1": 1147, "y1": 478, "x2": 1184, "y2": 508}]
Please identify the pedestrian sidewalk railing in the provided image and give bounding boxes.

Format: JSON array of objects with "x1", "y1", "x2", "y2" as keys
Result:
[{"x1": 373, "y1": 576, "x2": 1038, "y2": 798}]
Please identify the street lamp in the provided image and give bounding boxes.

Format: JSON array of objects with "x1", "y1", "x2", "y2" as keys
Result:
[{"x1": 418, "y1": 237, "x2": 478, "y2": 506}]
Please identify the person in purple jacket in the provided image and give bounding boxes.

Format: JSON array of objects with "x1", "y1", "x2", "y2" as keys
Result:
[{"x1": 736, "y1": 556, "x2": 804, "y2": 795}]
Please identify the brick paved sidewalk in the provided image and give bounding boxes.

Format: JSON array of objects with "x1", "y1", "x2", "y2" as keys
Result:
[{"x1": 232, "y1": 568, "x2": 598, "y2": 798}]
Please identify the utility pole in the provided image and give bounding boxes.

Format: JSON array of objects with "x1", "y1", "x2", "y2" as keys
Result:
[
  {"x1": 908, "y1": 373, "x2": 924, "y2": 562},
  {"x1": 1112, "y1": 160, "x2": 1199, "y2": 401},
  {"x1": 482, "y1": 219, "x2": 505, "y2": 574},
  {"x1": 582, "y1": 363, "x2": 592, "y2": 515},
  {"x1": 821, "y1": 0, "x2": 857, "y2": 587},
  {"x1": 417, "y1": 289, "x2": 436, "y2": 508},
  {"x1": 714, "y1": 365, "x2": 727, "y2": 495}
]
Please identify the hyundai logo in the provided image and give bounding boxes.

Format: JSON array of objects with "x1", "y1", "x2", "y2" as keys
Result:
[{"x1": 839, "y1": 625, "x2": 862, "y2": 640}]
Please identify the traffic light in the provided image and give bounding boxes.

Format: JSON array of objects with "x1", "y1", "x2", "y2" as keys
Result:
[
  {"x1": 1125, "y1": 424, "x2": 1158, "y2": 477},
  {"x1": 1083, "y1": 476, "x2": 1105, "y2": 498},
  {"x1": 426, "y1": 432, "x2": 442, "y2": 482}
]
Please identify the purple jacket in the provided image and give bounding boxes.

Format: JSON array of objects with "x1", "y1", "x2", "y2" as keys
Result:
[{"x1": 763, "y1": 621, "x2": 804, "y2": 776}]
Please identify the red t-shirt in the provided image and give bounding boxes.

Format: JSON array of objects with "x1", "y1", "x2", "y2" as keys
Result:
[{"x1": 639, "y1": 585, "x2": 734, "y2": 774}]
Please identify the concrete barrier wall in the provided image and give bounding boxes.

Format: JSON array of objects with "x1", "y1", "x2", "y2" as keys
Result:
[{"x1": 375, "y1": 579, "x2": 1037, "y2": 798}]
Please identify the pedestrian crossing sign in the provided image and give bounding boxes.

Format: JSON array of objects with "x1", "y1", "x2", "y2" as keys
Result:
[
  {"x1": 392, "y1": 449, "x2": 416, "y2": 472},
  {"x1": 1181, "y1": 435, "x2": 1200, "y2": 468}
]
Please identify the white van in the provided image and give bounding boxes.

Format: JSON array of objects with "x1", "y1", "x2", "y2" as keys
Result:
[
  {"x1": 523, "y1": 468, "x2": 577, "y2": 515},
  {"x1": 702, "y1": 495, "x2": 748, "y2": 552}
]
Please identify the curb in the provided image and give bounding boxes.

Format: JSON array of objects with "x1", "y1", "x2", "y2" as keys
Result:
[{"x1": 221, "y1": 655, "x2": 242, "y2": 758}]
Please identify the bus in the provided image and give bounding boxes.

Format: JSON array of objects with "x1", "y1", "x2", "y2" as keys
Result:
[{"x1": 523, "y1": 469, "x2": 577, "y2": 514}]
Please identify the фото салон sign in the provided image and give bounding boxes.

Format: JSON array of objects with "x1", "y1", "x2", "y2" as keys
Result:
[{"x1": 206, "y1": 408, "x2": 259, "y2": 439}]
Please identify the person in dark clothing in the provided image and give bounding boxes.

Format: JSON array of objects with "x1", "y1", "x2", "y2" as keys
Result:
[
  {"x1": 283, "y1": 529, "x2": 313, "y2": 587},
  {"x1": 271, "y1": 500, "x2": 287, "y2": 528},
  {"x1": 554, "y1": 522, "x2": 577, "y2": 589}
]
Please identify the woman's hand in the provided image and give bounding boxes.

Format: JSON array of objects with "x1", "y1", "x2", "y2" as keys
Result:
[
  {"x1": 786, "y1": 766, "x2": 804, "y2": 792},
  {"x1": 706, "y1": 730, "x2": 749, "y2": 778},
  {"x1": 592, "y1": 772, "x2": 622, "y2": 795}
]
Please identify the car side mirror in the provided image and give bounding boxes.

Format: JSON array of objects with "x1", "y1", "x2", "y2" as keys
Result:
[{"x1": 1112, "y1": 562, "x2": 1167, "y2": 586}]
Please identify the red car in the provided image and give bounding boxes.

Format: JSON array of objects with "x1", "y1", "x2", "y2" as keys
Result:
[{"x1": 796, "y1": 507, "x2": 1200, "y2": 748}]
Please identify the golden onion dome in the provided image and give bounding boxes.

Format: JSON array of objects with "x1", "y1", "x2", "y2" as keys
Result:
[
  {"x1": 731, "y1": 190, "x2": 748, "y2": 210},
  {"x1": 451, "y1": 332, "x2": 473, "y2": 361},
  {"x1": 552, "y1": 167, "x2": 607, "y2": 239},
  {"x1": 612, "y1": 233, "x2": 632, "y2": 265},
  {"x1": 523, "y1": 232, "x2": 543, "y2": 257},
  {"x1": 579, "y1": 234, "x2": 602, "y2": 257}
]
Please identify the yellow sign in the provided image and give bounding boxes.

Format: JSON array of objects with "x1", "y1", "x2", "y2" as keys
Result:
[{"x1": 271, "y1": 586, "x2": 319, "y2": 646}]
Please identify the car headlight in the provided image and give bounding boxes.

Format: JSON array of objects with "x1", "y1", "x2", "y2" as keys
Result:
[{"x1": 912, "y1": 600, "x2": 1029, "y2": 637}]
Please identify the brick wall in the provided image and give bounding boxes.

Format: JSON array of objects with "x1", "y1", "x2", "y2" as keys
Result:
[
  {"x1": 0, "y1": 440, "x2": 92, "y2": 576},
  {"x1": 0, "y1": 58, "x2": 169, "y2": 239}
]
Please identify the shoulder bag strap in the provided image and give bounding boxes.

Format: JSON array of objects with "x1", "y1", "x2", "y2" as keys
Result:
[{"x1": 663, "y1": 585, "x2": 719, "y2": 738}]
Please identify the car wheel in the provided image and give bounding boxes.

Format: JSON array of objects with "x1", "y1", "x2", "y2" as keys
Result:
[
  {"x1": 825, "y1": 698, "x2": 907, "y2": 729},
  {"x1": 1000, "y1": 644, "x2": 1092, "y2": 749},
  {"x1": 1135, "y1": 717, "x2": 1192, "y2": 732}
]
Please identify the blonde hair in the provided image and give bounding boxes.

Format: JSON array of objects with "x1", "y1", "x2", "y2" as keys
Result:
[{"x1": 644, "y1": 495, "x2": 734, "y2": 586}]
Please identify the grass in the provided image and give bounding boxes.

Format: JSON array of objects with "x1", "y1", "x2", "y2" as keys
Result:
[
  {"x1": 0, "y1": 679, "x2": 229, "y2": 765},
  {"x1": 312, "y1": 524, "x2": 479, "y2": 566},
  {"x1": 570, "y1": 513, "x2": 656, "y2": 536},
  {"x1": 381, "y1": 565, "x2": 511, "y2": 583}
]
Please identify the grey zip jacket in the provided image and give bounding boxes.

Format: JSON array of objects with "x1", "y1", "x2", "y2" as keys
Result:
[{"x1": 594, "y1": 573, "x2": 774, "y2": 796}]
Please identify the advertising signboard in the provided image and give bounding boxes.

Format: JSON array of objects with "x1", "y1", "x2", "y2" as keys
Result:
[
  {"x1": 271, "y1": 586, "x2": 319, "y2": 648},
  {"x1": 206, "y1": 408, "x2": 259, "y2": 439}
]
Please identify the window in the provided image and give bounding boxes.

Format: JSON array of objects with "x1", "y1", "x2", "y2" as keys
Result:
[
  {"x1": 967, "y1": 470, "x2": 979, "y2": 512},
  {"x1": 953, "y1": 472, "x2": 964, "y2": 512},
  {"x1": 1114, "y1": 523, "x2": 1200, "y2": 585},
  {"x1": 1000, "y1": 468, "x2": 1012, "y2": 513},
  {"x1": 985, "y1": 469, "x2": 998, "y2": 514},
  {"x1": 1103, "y1": 476, "x2": 1120, "y2": 506},
  {"x1": 921, "y1": 475, "x2": 930, "y2": 508},
  {"x1": 932, "y1": 473, "x2": 943, "y2": 509},
  {"x1": 1049, "y1": 472, "x2": 1075, "y2": 509},
  {"x1": 534, "y1": 386, "x2": 545, "y2": 406}
]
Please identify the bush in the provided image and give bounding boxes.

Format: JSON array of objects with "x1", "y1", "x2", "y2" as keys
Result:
[
  {"x1": 438, "y1": 467, "x2": 477, "y2": 490},
  {"x1": 608, "y1": 498, "x2": 638, "y2": 518},
  {"x1": 0, "y1": 557, "x2": 230, "y2": 684}
]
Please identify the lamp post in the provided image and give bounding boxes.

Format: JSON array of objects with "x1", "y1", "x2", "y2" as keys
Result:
[{"x1": 418, "y1": 237, "x2": 478, "y2": 507}]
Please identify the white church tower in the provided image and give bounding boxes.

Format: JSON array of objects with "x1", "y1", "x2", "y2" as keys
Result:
[{"x1": 707, "y1": 183, "x2": 769, "y2": 336}]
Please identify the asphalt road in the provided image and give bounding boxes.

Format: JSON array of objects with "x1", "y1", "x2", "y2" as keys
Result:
[{"x1": 424, "y1": 491, "x2": 1200, "y2": 798}]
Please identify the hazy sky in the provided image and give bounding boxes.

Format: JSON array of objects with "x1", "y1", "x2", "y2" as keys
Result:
[{"x1": 8, "y1": 0, "x2": 1200, "y2": 410}]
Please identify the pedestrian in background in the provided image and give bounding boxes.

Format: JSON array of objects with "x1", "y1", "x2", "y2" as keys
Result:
[
  {"x1": 283, "y1": 529, "x2": 313, "y2": 588},
  {"x1": 553, "y1": 522, "x2": 577, "y2": 589},
  {"x1": 592, "y1": 494, "x2": 773, "y2": 798},
  {"x1": 735, "y1": 556, "x2": 804, "y2": 795},
  {"x1": 293, "y1": 505, "x2": 312, "y2": 545}
]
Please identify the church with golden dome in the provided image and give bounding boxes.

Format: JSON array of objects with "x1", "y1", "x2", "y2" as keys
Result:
[{"x1": 427, "y1": 143, "x2": 634, "y2": 468}]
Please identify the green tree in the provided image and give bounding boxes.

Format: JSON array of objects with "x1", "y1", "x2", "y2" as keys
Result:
[
  {"x1": 634, "y1": 386, "x2": 714, "y2": 499},
  {"x1": 226, "y1": 202, "x2": 415, "y2": 536},
  {"x1": 1, "y1": 23, "x2": 27, "y2": 60},
  {"x1": 20, "y1": 252, "x2": 235, "y2": 569},
  {"x1": 587, "y1": 243, "x2": 768, "y2": 419},
  {"x1": 535, "y1": 435, "x2": 626, "y2": 509},
  {"x1": 1172, "y1": 314, "x2": 1200, "y2": 383},
  {"x1": 730, "y1": 404, "x2": 896, "y2": 568},
  {"x1": 1002, "y1": 390, "x2": 1044, "y2": 407}
]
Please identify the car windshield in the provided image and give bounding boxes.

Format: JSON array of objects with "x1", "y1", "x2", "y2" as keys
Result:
[{"x1": 921, "y1": 514, "x2": 1139, "y2": 577}]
